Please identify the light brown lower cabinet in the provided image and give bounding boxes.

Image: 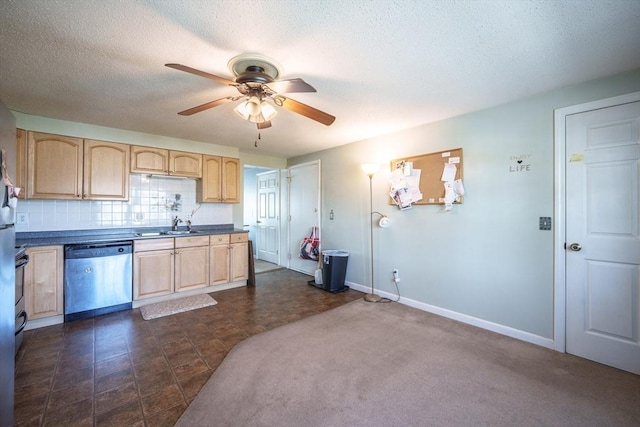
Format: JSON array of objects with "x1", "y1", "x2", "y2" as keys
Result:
[
  {"x1": 134, "y1": 233, "x2": 248, "y2": 300},
  {"x1": 210, "y1": 233, "x2": 249, "y2": 285},
  {"x1": 210, "y1": 234, "x2": 231, "y2": 285},
  {"x1": 25, "y1": 245, "x2": 64, "y2": 320},
  {"x1": 133, "y1": 238, "x2": 174, "y2": 300},
  {"x1": 175, "y1": 236, "x2": 210, "y2": 292},
  {"x1": 230, "y1": 233, "x2": 249, "y2": 282}
]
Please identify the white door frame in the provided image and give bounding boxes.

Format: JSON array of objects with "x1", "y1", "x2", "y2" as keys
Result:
[
  {"x1": 286, "y1": 160, "x2": 321, "y2": 274},
  {"x1": 553, "y1": 91, "x2": 640, "y2": 352}
]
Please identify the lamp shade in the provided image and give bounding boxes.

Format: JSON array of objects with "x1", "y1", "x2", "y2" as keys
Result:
[{"x1": 361, "y1": 163, "x2": 380, "y2": 177}]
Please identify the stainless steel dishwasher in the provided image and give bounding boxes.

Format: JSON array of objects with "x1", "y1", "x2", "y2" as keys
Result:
[{"x1": 64, "y1": 241, "x2": 133, "y2": 322}]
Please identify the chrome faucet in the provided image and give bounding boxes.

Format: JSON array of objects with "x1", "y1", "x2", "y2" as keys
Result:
[
  {"x1": 186, "y1": 219, "x2": 192, "y2": 232},
  {"x1": 172, "y1": 216, "x2": 182, "y2": 231}
]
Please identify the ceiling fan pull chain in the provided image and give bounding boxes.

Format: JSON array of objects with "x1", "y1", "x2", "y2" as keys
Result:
[{"x1": 255, "y1": 132, "x2": 261, "y2": 147}]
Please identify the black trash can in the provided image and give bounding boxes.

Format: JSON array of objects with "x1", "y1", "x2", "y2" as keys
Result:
[{"x1": 321, "y1": 250, "x2": 349, "y2": 293}]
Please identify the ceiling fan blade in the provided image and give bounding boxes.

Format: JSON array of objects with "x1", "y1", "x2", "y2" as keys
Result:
[
  {"x1": 276, "y1": 97, "x2": 336, "y2": 126},
  {"x1": 257, "y1": 121, "x2": 272, "y2": 129},
  {"x1": 178, "y1": 97, "x2": 235, "y2": 116},
  {"x1": 267, "y1": 78, "x2": 316, "y2": 93},
  {"x1": 166, "y1": 63, "x2": 236, "y2": 86}
]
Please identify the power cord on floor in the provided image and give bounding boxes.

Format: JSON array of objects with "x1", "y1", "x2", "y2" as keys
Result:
[{"x1": 371, "y1": 280, "x2": 401, "y2": 303}]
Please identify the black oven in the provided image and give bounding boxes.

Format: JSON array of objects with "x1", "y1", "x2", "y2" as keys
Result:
[{"x1": 15, "y1": 245, "x2": 28, "y2": 354}]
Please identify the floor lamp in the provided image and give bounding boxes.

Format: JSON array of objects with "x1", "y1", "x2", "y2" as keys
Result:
[{"x1": 361, "y1": 163, "x2": 382, "y2": 302}]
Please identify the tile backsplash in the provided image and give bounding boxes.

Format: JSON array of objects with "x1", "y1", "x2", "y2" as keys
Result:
[{"x1": 15, "y1": 174, "x2": 232, "y2": 232}]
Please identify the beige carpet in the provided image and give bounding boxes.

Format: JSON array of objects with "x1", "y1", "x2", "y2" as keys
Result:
[
  {"x1": 177, "y1": 299, "x2": 640, "y2": 427},
  {"x1": 139, "y1": 294, "x2": 217, "y2": 320}
]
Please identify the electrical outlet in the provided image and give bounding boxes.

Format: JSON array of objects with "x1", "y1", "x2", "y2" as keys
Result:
[
  {"x1": 393, "y1": 268, "x2": 400, "y2": 283},
  {"x1": 17, "y1": 212, "x2": 28, "y2": 225}
]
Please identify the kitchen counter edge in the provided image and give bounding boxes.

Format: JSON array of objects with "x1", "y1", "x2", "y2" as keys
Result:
[{"x1": 16, "y1": 224, "x2": 247, "y2": 247}]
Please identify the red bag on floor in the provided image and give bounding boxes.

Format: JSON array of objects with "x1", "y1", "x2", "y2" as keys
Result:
[{"x1": 299, "y1": 226, "x2": 320, "y2": 261}]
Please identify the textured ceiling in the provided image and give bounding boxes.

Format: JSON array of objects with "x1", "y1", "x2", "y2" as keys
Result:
[{"x1": 1, "y1": 0, "x2": 639, "y2": 158}]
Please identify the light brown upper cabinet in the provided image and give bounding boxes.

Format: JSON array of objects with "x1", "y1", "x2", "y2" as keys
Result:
[
  {"x1": 222, "y1": 157, "x2": 240, "y2": 203},
  {"x1": 83, "y1": 139, "x2": 130, "y2": 200},
  {"x1": 130, "y1": 146, "x2": 202, "y2": 178},
  {"x1": 27, "y1": 131, "x2": 130, "y2": 200},
  {"x1": 197, "y1": 155, "x2": 240, "y2": 203},
  {"x1": 170, "y1": 150, "x2": 202, "y2": 178},
  {"x1": 130, "y1": 146, "x2": 169, "y2": 174},
  {"x1": 15, "y1": 128, "x2": 27, "y2": 199},
  {"x1": 27, "y1": 132, "x2": 83, "y2": 200}
]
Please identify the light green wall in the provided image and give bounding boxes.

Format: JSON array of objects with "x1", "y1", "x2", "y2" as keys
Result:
[{"x1": 289, "y1": 69, "x2": 640, "y2": 339}]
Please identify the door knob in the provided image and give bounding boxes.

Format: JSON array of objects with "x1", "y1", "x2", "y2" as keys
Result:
[{"x1": 568, "y1": 243, "x2": 582, "y2": 251}]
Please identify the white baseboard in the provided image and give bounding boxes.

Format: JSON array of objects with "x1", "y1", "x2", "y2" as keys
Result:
[{"x1": 346, "y1": 281, "x2": 555, "y2": 350}]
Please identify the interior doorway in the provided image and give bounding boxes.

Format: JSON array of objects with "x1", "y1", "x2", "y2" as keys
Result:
[{"x1": 243, "y1": 166, "x2": 280, "y2": 266}]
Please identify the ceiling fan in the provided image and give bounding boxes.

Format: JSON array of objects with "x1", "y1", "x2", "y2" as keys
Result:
[{"x1": 166, "y1": 54, "x2": 335, "y2": 129}]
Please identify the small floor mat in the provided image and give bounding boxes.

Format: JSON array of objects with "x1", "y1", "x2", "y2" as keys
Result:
[{"x1": 140, "y1": 294, "x2": 217, "y2": 320}]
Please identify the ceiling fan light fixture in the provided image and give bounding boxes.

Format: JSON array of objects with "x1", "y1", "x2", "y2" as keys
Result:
[
  {"x1": 234, "y1": 101, "x2": 251, "y2": 120},
  {"x1": 260, "y1": 101, "x2": 277, "y2": 121},
  {"x1": 246, "y1": 96, "x2": 261, "y2": 116},
  {"x1": 234, "y1": 98, "x2": 277, "y2": 124}
]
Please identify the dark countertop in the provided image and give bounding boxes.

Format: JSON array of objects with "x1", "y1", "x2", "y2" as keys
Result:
[{"x1": 16, "y1": 224, "x2": 247, "y2": 247}]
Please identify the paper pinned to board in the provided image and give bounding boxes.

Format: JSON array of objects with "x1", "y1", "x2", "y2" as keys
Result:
[
  {"x1": 441, "y1": 163, "x2": 457, "y2": 182},
  {"x1": 388, "y1": 163, "x2": 423, "y2": 209}
]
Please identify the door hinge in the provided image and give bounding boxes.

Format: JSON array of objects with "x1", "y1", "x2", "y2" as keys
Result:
[{"x1": 286, "y1": 176, "x2": 292, "y2": 183}]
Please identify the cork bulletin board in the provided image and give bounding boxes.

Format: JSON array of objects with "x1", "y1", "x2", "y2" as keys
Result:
[{"x1": 390, "y1": 148, "x2": 464, "y2": 205}]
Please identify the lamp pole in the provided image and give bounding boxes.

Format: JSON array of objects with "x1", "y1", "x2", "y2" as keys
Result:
[{"x1": 364, "y1": 170, "x2": 381, "y2": 303}]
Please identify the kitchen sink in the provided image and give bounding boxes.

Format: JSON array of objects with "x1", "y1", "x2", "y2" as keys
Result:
[{"x1": 134, "y1": 230, "x2": 200, "y2": 237}]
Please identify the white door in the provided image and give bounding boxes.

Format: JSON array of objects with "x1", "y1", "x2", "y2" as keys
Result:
[
  {"x1": 288, "y1": 161, "x2": 321, "y2": 275},
  {"x1": 256, "y1": 170, "x2": 279, "y2": 264},
  {"x1": 565, "y1": 100, "x2": 640, "y2": 374}
]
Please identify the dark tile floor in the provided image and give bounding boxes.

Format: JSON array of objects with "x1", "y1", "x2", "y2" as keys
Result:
[{"x1": 14, "y1": 269, "x2": 363, "y2": 426}]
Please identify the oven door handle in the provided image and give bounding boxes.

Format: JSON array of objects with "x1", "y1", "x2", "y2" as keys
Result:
[
  {"x1": 15, "y1": 311, "x2": 27, "y2": 336},
  {"x1": 16, "y1": 254, "x2": 29, "y2": 269}
]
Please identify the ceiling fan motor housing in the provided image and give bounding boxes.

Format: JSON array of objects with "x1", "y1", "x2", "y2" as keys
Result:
[{"x1": 235, "y1": 65, "x2": 274, "y2": 85}]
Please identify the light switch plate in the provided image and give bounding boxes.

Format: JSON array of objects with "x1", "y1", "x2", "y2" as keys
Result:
[{"x1": 539, "y1": 217, "x2": 551, "y2": 230}]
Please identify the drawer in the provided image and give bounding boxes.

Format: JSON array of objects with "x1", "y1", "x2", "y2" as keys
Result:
[
  {"x1": 134, "y1": 238, "x2": 174, "y2": 252},
  {"x1": 230, "y1": 233, "x2": 248, "y2": 243},
  {"x1": 209, "y1": 234, "x2": 229, "y2": 245},
  {"x1": 175, "y1": 235, "x2": 210, "y2": 248}
]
